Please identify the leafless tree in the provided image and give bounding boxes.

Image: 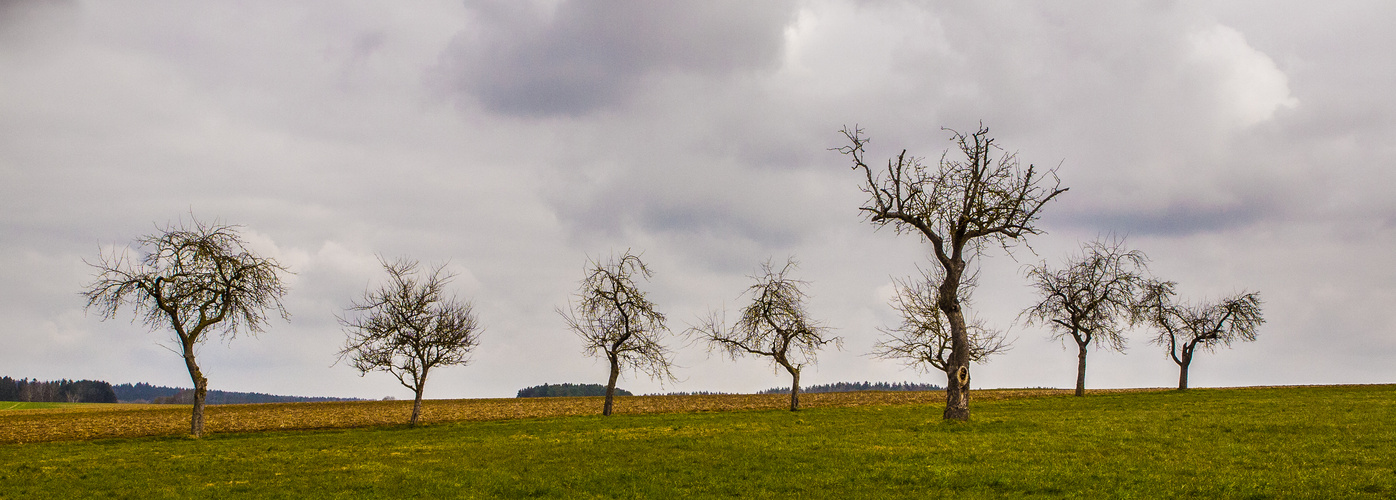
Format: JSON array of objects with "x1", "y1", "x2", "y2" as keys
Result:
[
  {"x1": 83, "y1": 217, "x2": 289, "y2": 437},
  {"x1": 689, "y1": 258, "x2": 840, "y2": 411},
  {"x1": 1022, "y1": 237, "x2": 1150, "y2": 396},
  {"x1": 558, "y1": 250, "x2": 675, "y2": 416},
  {"x1": 1139, "y1": 281, "x2": 1264, "y2": 390},
  {"x1": 836, "y1": 123, "x2": 1067, "y2": 420},
  {"x1": 873, "y1": 267, "x2": 1010, "y2": 377},
  {"x1": 338, "y1": 257, "x2": 482, "y2": 426}
]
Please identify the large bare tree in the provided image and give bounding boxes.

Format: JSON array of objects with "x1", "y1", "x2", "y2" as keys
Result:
[
  {"x1": 690, "y1": 259, "x2": 840, "y2": 411},
  {"x1": 836, "y1": 123, "x2": 1067, "y2": 420},
  {"x1": 559, "y1": 251, "x2": 675, "y2": 416},
  {"x1": 873, "y1": 268, "x2": 1009, "y2": 377},
  {"x1": 1139, "y1": 281, "x2": 1264, "y2": 390},
  {"x1": 1022, "y1": 237, "x2": 1150, "y2": 396},
  {"x1": 83, "y1": 217, "x2": 289, "y2": 437},
  {"x1": 338, "y1": 257, "x2": 483, "y2": 425}
]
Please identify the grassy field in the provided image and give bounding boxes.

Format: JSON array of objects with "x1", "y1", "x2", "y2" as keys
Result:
[{"x1": 1, "y1": 385, "x2": 1393, "y2": 498}]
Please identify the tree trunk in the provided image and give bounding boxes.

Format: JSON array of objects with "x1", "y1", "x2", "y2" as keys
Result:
[
  {"x1": 603, "y1": 357, "x2": 620, "y2": 416},
  {"x1": 1075, "y1": 342, "x2": 1088, "y2": 397},
  {"x1": 942, "y1": 307, "x2": 971, "y2": 420},
  {"x1": 409, "y1": 365, "x2": 431, "y2": 425},
  {"x1": 1175, "y1": 347, "x2": 1193, "y2": 390},
  {"x1": 943, "y1": 364, "x2": 970, "y2": 421},
  {"x1": 184, "y1": 351, "x2": 207, "y2": 438},
  {"x1": 410, "y1": 385, "x2": 425, "y2": 425},
  {"x1": 939, "y1": 264, "x2": 971, "y2": 421},
  {"x1": 788, "y1": 366, "x2": 801, "y2": 412}
]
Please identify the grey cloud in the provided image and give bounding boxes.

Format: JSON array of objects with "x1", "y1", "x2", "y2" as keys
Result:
[
  {"x1": 1061, "y1": 200, "x2": 1269, "y2": 237},
  {"x1": 0, "y1": 0, "x2": 76, "y2": 48},
  {"x1": 434, "y1": 0, "x2": 797, "y2": 116},
  {"x1": 549, "y1": 174, "x2": 803, "y2": 243}
]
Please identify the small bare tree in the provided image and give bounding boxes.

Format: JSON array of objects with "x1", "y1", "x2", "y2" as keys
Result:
[
  {"x1": 83, "y1": 217, "x2": 289, "y2": 437},
  {"x1": 873, "y1": 268, "x2": 1009, "y2": 376},
  {"x1": 338, "y1": 258, "x2": 482, "y2": 425},
  {"x1": 690, "y1": 258, "x2": 839, "y2": 411},
  {"x1": 1022, "y1": 237, "x2": 1150, "y2": 396},
  {"x1": 1139, "y1": 281, "x2": 1264, "y2": 390},
  {"x1": 836, "y1": 123, "x2": 1067, "y2": 420},
  {"x1": 559, "y1": 251, "x2": 675, "y2": 416}
]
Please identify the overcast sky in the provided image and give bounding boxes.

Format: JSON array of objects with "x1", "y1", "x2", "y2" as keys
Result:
[{"x1": 3, "y1": 1, "x2": 1392, "y2": 400}]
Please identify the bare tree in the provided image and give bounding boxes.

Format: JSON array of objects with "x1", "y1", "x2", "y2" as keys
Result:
[
  {"x1": 873, "y1": 267, "x2": 1009, "y2": 376},
  {"x1": 1139, "y1": 281, "x2": 1264, "y2": 390},
  {"x1": 690, "y1": 259, "x2": 840, "y2": 411},
  {"x1": 338, "y1": 257, "x2": 483, "y2": 426},
  {"x1": 83, "y1": 217, "x2": 289, "y2": 437},
  {"x1": 836, "y1": 123, "x2": 1067, "y2": 420},
  {"x1": 1022, "y1": 237, "x2": 1150, "y2": 396},
  {"x1": 558, "y1": 251, "x2": 675, "y2": 416}
]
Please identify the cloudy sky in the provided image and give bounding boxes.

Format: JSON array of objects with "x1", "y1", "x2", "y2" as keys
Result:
[{"x1": 3, "y1": 1, "x2": 1392, "y2": 400}]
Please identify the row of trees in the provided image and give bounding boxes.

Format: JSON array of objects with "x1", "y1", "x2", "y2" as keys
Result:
[
  {"x1": 516, "y1": 383, "x2": 632, "y2": 398},
  {"x1": 82, "y1": 122, "x2": 1266, "y2": 436},
  {"x1": 835, "y1": 123, "x2": 1264, "y2": 420},
  {"x1": 1023, "y1": 237, "x2": 1264, "y2": 395},
  {"x1": 0, "y1": 377, "x2": 117, "y2": 403},
  {"x1": 756, "y1": 381, "x2": 943, "y2": 395}
]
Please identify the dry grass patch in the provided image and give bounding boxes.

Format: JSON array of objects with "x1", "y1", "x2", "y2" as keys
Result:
[{"x1": 0, "y1": 388, "x2": 1166, "y2": 444}]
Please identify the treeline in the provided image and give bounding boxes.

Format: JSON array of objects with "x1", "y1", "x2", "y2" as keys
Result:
[
  {"x1": 0, "y1": 377, "x2": 117, "y2": 403},
  {"x1": 645, "y1": 391, "x2": 734, "y2": 396},
  {"x1": 111, "y1": 383, "x2": 362, "y2": 404},
  {"x1": 757, "y1": 381, "x2": 944, "y2": 395},
  {"x1": 517, "y1": 383, "x2": 633, "y2": 398}
]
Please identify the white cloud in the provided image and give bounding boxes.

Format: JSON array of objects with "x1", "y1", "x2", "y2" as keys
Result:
[{"x1": 1186, "y1": 23, "x2": 1298, "y2": 129}]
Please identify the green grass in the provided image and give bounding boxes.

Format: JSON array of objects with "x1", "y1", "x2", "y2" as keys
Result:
[{"x1": 1, "y1": 385, "x2": 1393, "y2": 498}]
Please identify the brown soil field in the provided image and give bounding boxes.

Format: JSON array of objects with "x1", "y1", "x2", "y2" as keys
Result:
[{"x1": 0, "y1": 388, "x2": 1163, "y2": 444}]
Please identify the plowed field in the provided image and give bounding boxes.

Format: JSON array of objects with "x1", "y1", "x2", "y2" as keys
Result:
[{"x1": 1, "y1": 388, "x2": 1158, "y2": 444}]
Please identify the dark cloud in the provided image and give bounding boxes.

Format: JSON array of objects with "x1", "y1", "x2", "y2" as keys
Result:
[
  {"x1": 434, "y1": 0, "x2": 797, "y2": 116},
  {"x1": 546, "y1": 168, "x2": 810, "y2": 246},
  {"x1": 0, "y1": 0, "x2": 76, "y2": 47},
  {"x1": 1062, "y1": 199, "x2": 1269, "y2": 237}
]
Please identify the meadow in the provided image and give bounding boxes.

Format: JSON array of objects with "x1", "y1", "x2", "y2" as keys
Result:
[{"x1": 1, "y1": 385, "x2": 1393, "y2": 498}]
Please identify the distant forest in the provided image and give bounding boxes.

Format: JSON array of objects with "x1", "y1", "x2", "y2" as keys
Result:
[
  {"x1": 111, "y1": 383, "x2": 362, "y2": 404},
  {"x1": 517, "y1": 383, "x2": 633, "y2": 398},
  {"x1": 0, "y1": 377, "x2": 117, "y2": 403},
  {"x1": 0, "y1": 377, "x2": 360, "y2": 404},
  {"x1": 645, "y1": 390, "x2": 734, "y2": 396},
  {"x1": 756, "y1": 381, "x2": 944, "y2": 395}
]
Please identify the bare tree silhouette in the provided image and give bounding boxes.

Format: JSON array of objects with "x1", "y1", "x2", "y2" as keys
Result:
[{"x1": 836, "y1": 123, "x2": 1066, "y2": 420}]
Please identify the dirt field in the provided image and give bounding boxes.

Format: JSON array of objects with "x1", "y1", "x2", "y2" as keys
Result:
[{"x1": 1, "y1": 388, "x2": 1148, "y2": 444}]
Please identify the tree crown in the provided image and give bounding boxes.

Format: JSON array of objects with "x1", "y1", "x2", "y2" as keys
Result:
[
  {"x1": 1022, "y1": 236, "x2": 1150, "y2": 352},
  {"x1": 559, "y1": 250, "x2": 675, "y2": 382},
  {"x1": 835, "y1": 124, "x2": 1067, "y2": 269},
  {"x1": 873, "y1": 267, "x2": 1009, "y2": 372},
  {"x1": 83, "y1": 217, "x2": 290, "y2": 345},
  {"x1": 338, "y1": 257, "x2": 483, "y2": 390},
  {"x1": 1141, "y1": 280, "x2": 1264, "y2": 360},
  {"x1": 692, "y1": 258, "x2": 840, "y2": 370}
]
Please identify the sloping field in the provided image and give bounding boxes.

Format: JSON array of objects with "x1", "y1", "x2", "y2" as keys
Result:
[{"x1": 0, "y1": 388, "x2": 1135, "y2": 444}]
